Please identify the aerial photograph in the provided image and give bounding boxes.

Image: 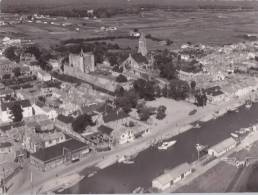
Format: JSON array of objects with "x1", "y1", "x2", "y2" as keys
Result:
[{"x1": 0, "y1": 0, "x2": 258, "y2": 194}]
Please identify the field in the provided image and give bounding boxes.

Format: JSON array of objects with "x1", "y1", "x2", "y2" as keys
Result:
[
  {"x1": 1, "y1": 9, "x2": 258, "y2": 50},
  {"x1": 2, "y1": 0, "x2": 258, "y2": 11}
]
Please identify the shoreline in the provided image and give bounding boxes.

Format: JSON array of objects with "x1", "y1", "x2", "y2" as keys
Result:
[
  {"x1": 71, "y1": 94, "x2": 255, "y2": 190},
  {"x1": 14, "y1": 91, "x2": 257, "y2": 194}
]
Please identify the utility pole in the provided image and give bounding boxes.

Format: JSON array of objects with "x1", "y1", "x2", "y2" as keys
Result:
[
  {"x1": 2, "y1": 168, "x2": 6, "y2": 194},
  {"x1": 196, "y1": 144, "x2": 200, "y2": 161},
  {"x1": 30, "y1": 171, "x2": 33, "y2": 195}
]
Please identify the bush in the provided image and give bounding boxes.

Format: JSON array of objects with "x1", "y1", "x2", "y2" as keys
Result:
[
  {"x1": 156, "y1": 105, "x2": 167, "y2": 120},
  {"x1": 138, "y1": 107, "x2": 151, "y2": 121},
  {"x1": 116, "y1": 74, "x2": 127, "y2": 83},
  {"x1": 72, "y1": 114, "x2": 95, "y2": 133},
  {"x1": 168, "y1": 79, "x2": 190, "y2": 100}
]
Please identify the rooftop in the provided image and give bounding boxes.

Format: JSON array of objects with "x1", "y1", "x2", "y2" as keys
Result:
[
  {"x1": 98, "y1": 125, "x2": 114, "y2": 135},
  {"x1": 30, "y1": 138, "x2": 89, "y2": 163},
  {"x1": 209, "y1": 137, "x2": 236, "y2": 153},
  {"x1": 153, "y1": 162, "x2": 191, "y2": 185},
  {"x1": 0, "y1": 142, "x2": 12, "y2": 148},
  {"x1": 56, "y1": 115, "x2": 75, "y2": 124},
  {"x1": 1, "y1": 99, "x2": 31, "y2": 111}
]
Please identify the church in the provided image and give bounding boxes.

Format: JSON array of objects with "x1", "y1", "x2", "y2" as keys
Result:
[
  {"x1": 121, "y1": 33, "x2": 158, "y2": 80},
  {"x1": 64, "y1": 50, "x2": 95, "y2": 75}
]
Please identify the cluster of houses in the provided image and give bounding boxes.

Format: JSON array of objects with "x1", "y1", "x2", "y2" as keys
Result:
[{"x1": 0, "y1": 33, "x2": 158, "y2": 173}]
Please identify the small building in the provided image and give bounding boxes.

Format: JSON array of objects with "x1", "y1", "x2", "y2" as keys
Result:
[
  {"x1": 0, "y1": 142, "x2": 13, "y2": 153},
  {"x1": 32, "y1": 104, "x2": 58, "y2": 120},
  {"x1": 55, "y1": 115, "x2": 74, "y2": 132},
  {"x1": 0, "y1": 88, "x2": 14, "y2": 99},
  {"x1": 205, "y1": 86, "x2": 225, "y2": 103},
  {"x1": 152, "y1": 162, "x2": 193, "y2": 191},
  {"x1": 208, "y1": 137, "x2": 237, "y2": 157},
  {"x1": 30, "y1": 138, "x2": 90, "y2": 171},
  {"x1": 37, "y1": 70, "x2": 52, "y2": 81},
  {"x1": 0, "y1": 56, "x2": 18, "y2": 79}
]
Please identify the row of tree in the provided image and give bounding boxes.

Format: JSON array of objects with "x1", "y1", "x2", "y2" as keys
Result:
[{"x1": 3, "y1": 45, "x2": 53, "y2": 71}]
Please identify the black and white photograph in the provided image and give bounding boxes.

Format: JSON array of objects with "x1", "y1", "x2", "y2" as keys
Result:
[{"x1": 0, "y1": 0, "x2": 258, "y2": 194}]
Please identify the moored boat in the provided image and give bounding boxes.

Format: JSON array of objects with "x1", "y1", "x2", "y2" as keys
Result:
[
  {"x1": 231, "y1": 133, "x2": 239, "y2": 138},
  {"x1": 132, "y1": 186, "x2": 144, "y2": 193},
  {"x1": 245, "y1": 100, "x2": 252, "y2": 109},
  {"x1": 88, "y1": 171, "x2": 97, "y2": 178},
  {"x1": 123, "y1": 160, "x2": 135, "y2": 164},
  {"x1": 158, "y1": 140, "x2": 177, "y2": 150}
]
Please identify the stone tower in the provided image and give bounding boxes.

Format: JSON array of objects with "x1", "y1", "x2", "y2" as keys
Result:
[{"x1": 138, "y1": 33, "x2": 147, "y2": 57}]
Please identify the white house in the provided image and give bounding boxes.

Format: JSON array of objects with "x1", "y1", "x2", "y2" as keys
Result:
[
  {"x1": 152, "y1": 162, "x2": 193, "y2": 191},
  {"x1": 0, "y1": 100, "x2": 33, "y2": 123},
  {"x1": 37, "y1": 70, "x2": 52, "y2": 81},
  {"x1": 32, "y1": 104, "x2": 58, "y2": 120},
  {"x1": 113, "y1": 128, "x2": 135, "y2": 145},
  {"x1": 212, "y1": 71, "x2": 225, "y2": 81},
  {"x1": 208, "y1": 137, "x2": 237, "y2": 157},
  {"x1": 235, "y1": 86, "x2": 257, "y2": 97}
]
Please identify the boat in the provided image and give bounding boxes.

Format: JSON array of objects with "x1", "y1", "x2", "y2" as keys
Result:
[
  {"x1": 231, "y1": 133, "x2": 239, "y2": 138},
  {"x1": 158, "y1": 140, "x2": 177, "y2": 150},
  {"x1": 123, "y1": 160, "x2": 135, "y2": 164},
  {"x1": 194, "y1": 123, "x2": 201, "y2": 128},
  {"x1": 88, "y1": 171, "x2": 97, "y2": 178},
  {"x1": 236, "y1": 129, "x2": 246, "y2": 135},
  {"x1": 245, "y1": 100, "x2": 252, "y2": 109},
  {"x1": 118, "y1": 156, "x2": 126, "y2": 163},
  {"x1": 132, "y1": 186, "x2": 144, "y2": 193}
]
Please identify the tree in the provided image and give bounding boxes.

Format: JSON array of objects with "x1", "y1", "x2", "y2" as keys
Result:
[
  {"x1": 168, "y1": 79, "x2": 190, "y2": 100},
  {"x1": 3, "y1": 46, "x2": 20, "y2": 63},
  {"x1": 116, "y1": 74, "x2": 127, "y2": 83},
  {"x1": 133, "y1": 79, "x2": 155, "y2": 101},
  {"x1": 9, "y1": 103, "x2": 23, "y2": 122},
  {"x1": 114, "y1": 86, "x2": 125, "y2": 97},
  {"x1": 190, "y1": 80, "x2": 196, "y2": 91},
  {"x1": 138, "y1": 106, "x2": 152, "y2": 121},
  {"x1": 195, "y1": 90, "x2": 207, "y2": 107},
  {"x1": 72, "y1": 114, "x2": 95, "y2": 133},
  {"x1": 156, "y1": 105, "x2": 167, "y2": 120},
  {"x1": 112, "y1": 65, "x2": 123, "y2": 73},
  {"x1": 13, "y1": 67, "x2": 21, "y2": 77},
  {"x1": 154, "y1": 50, "x2": 178, "y2": 80},
  {"x1": 115, "y1": 89, "x2": 138, "y2": 113},
  {"x1": 154, "y1": 85, "x2": 162, "y2": 97}
]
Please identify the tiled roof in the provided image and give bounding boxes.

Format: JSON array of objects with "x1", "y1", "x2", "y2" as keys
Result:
[{"x1": 98, "y1": 125, "x2": 114, "y2": 135}]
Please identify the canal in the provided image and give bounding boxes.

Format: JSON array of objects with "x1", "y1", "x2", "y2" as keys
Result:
[{"x1": 63, "y1": 103, "x2": 258, "y2": 194}]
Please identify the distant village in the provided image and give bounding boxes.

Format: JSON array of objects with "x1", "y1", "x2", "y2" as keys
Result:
[{"x1": 1, "y1": 14, "x2": 258, "y2": 193}]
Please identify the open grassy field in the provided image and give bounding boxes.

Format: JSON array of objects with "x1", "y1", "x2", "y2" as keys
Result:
[
  {"x1": 2, "y1": 0, "x2": 258, "y2": 11},
  {"x1": 1, "y1": 8, "x2": 258, "y2": 51}
]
